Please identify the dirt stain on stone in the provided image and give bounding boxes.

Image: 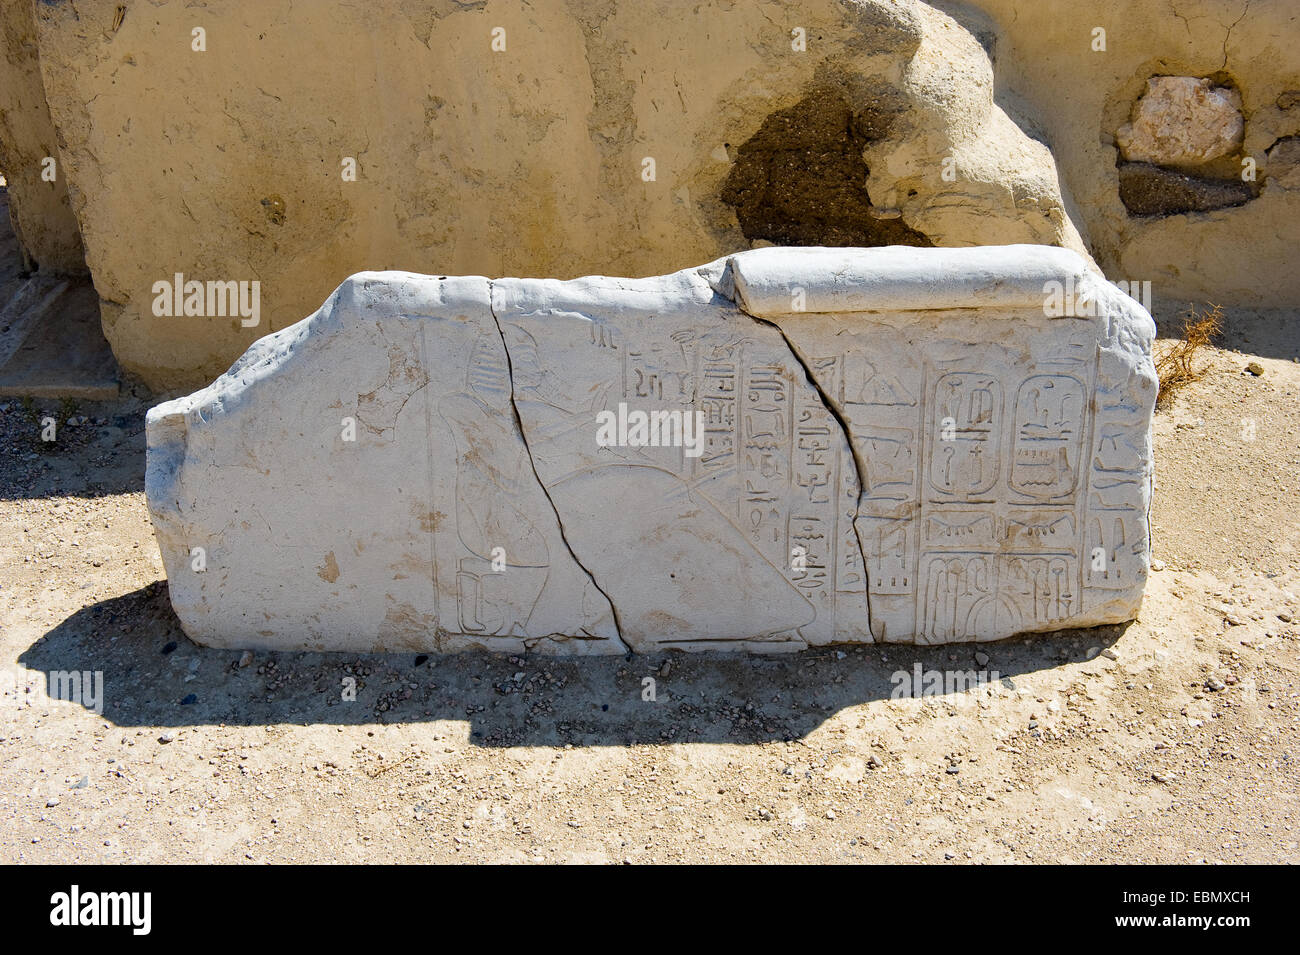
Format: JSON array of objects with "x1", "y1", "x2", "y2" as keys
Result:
[
  {"x1": 416, "y1": 508, "x2": 445, "y2": 533},
  {"x1": 317, "y1": 550, "x2": 340, "y2": 583}
]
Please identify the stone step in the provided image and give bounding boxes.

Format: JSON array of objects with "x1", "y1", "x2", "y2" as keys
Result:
[
  {"x1": 0, "y1": 274, "x2": 71, "y2": 369},
  {"x1": 0, "y1": 278, "x2": 119, "y2": 400}
]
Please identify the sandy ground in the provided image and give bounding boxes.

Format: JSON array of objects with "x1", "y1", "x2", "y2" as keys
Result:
[{"x1": 1, "y1": 303, "x2": 1297, "y2": 864}]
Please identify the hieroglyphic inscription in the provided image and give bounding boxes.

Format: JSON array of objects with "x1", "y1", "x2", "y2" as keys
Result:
[
  {"x1": 913, "y1": 353, "x2": 1094, "y2": 642},
  {"x1": 584, "y1": 309, "x2": 1149, "y2": 645},
  {"x1": 147, "y1": 254, "x2": 1156, "y2": 654},
  {"x1": 601, "y1": 324, "x2": 868, "y2": 644},
  {"x1": 833, "y1": 330, "x2": 1137, "y2": 643},
  {"x1": 1082, "y1": 345, "x2": 1153, "y2": 594}
]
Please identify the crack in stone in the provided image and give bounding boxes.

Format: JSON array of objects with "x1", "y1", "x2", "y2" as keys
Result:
[
  {"x1": 1221, "y1": 0, "x2": 1250, "y2": 71},
  {"x1": 485, "y1": 281, "x2": 632, "y2": 654},
  {"x1": 735, "y1": 303, "x2": 877, "y2": 641}
]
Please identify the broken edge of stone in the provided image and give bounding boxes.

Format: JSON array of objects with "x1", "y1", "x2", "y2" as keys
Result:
[{"x1": 145, "y1": 245, "x2": 1155, "y2": 653}]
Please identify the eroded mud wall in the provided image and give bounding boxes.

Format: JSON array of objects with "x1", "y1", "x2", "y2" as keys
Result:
[
  {"x1": 31, "y1": 0, "x2": 1084, "y2": 390},
  {"x1": 951, "y1": 0, "x2": 1300, "y2": 306},
  {"x1": 0, "y1": 0, "x2": 84, "y2": 273}
]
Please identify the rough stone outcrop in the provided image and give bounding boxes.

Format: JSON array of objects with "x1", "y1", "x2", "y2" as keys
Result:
[
  {"x1": 29, "y1": 0, "x2": 1088, "y2": 391},
  {"x1": 146, "y1": 245, "x2": 1157, "y2": 652},
  {"x1": 1117, "y1": 77, "x2": 1244, "y2": 167}
]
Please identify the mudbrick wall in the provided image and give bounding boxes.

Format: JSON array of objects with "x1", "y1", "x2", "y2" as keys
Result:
[{"x1": 0, "y1": 0, "x2": 1296, "y2": 390}]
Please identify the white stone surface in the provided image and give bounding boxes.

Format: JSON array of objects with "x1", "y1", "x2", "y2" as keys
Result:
[
  {"x1": 1117, "y1": 76, "x2": 1244, "y2": 166},
  {"x1": 146, "y1": 274, "x2": 621, "y2": 653},
  {"x1": 737, "y1": 250, "x2": 1158, "y2": 643},
  {"x1": 491, "y1": 269, "x2": 866, "y2": 652},
  {"x1": 726, "y1": 245, "x2": 1090, "y2": 315},
  {"x1": 147, "y1": 245, "x2": 1157, "y2": 652}
]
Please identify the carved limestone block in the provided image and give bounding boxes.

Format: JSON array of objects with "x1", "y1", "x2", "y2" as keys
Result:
[{"x1": 146, "y1": 245, "x2": 1156, "y2": 652}]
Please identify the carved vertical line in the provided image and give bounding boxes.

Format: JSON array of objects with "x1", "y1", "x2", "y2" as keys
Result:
[{"x1": 417, "y1": 320, "x2": 441, "y2": 637}]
